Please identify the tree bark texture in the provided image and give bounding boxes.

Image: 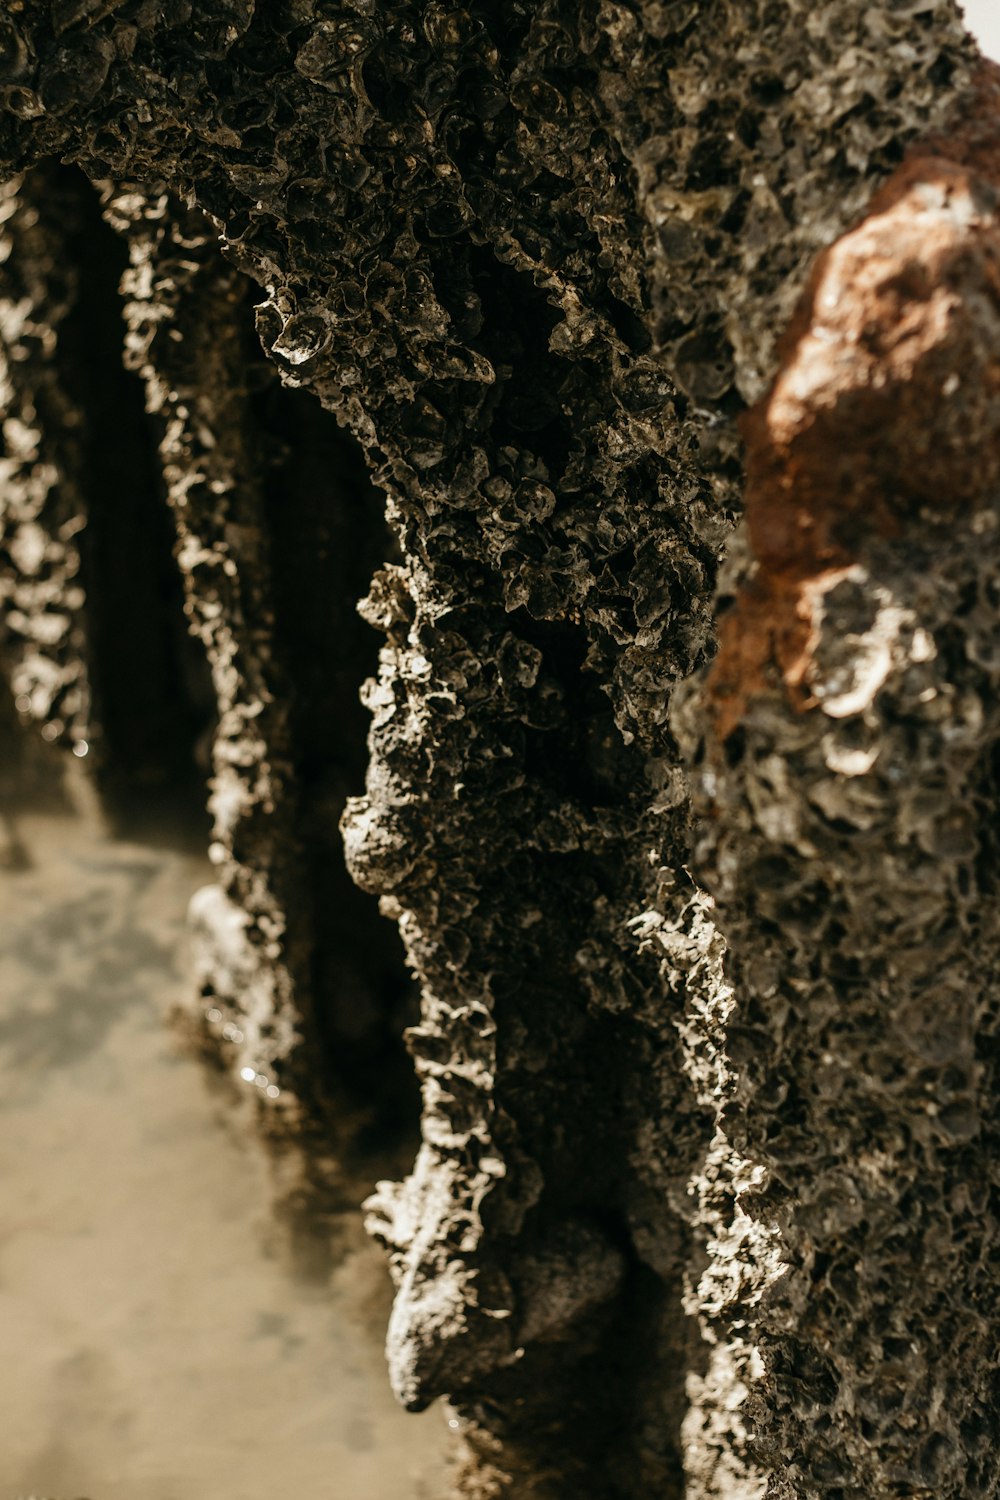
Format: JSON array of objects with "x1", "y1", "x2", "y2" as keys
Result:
[{"x1": 0, "y1": 3, "x2": 991, "y2": 1496}]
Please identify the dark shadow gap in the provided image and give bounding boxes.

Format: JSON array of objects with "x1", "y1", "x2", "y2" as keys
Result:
[{"x1": 249, "y1": 346, "x2": 421, "y2": 1146}]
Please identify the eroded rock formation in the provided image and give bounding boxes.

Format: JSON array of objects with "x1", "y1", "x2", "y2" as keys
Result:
[
  {"x1": 0, "y1": 3, "x2": 992, "y2": 1496},
  {"x1": 677, "y1": 66, "x2": 1000, "y2": 1498}
]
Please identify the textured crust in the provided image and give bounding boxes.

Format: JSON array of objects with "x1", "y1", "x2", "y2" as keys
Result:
[
  {"x1": 0, "y1": 4, "x2": 984, "y2": 1496},
  {"x1": 708, "y1": 62, "x2": 1000, "y2": 740},
  {"x1": 0, "y1": 168, "x2": 95, "y2": 757},
  {"x1": 680, "y1": 62, "x2": 1000, "y2": 1500}
]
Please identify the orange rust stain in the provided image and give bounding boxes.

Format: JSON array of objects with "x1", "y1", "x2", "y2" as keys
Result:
[{"x1": 706, "y1": 63, "x2": 1000, "y2": 741}]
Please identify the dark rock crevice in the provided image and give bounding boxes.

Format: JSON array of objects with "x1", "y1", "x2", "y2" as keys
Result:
[{"x1": 251, "y1": 347, "x2": 420, "y2": 1139}]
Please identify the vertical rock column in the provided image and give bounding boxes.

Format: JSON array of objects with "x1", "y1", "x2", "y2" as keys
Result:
[
  {"x1": 103, "y1": 184, "x2": 324, "y2": 1139},
  {"x1": 678, "y1": 73, "x2": 1000, "y2": 1498},
  {"x1": 0, "y1": 167, "x2": 94, "y2": 760},
  {"x1": 0, "y1": 163, "x2": 209, "y2": 805}
]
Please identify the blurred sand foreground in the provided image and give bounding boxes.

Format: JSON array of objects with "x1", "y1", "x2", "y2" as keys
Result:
[{"x1": 0, "y1": 799, "x2": 446, "y2": 1500}]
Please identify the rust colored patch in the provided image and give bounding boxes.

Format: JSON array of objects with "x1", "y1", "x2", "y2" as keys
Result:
[{"x1": 706, "y1": 63, "x2": 1000, "y2": 740}]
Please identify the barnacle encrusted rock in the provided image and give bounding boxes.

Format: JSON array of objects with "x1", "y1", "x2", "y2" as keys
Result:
[
  {"x1": 678, "y1": 62, "x2": 1000, "y2": 1499},
  {"x1": 0, "y1": 167, "x2": 95, "y2": 758},
  {"x1": 101, "y1": 181, "x2": 318, "y2": 1125},
  {"x1": 0, "y1": 162, "x2": 211, "y2": 800},
  {"x1": 100, "y1": 181, "x2": 414, "y2": 1179},
  {"x1": 0, "y1": 2, "x2": 984, "y2": 1494}
]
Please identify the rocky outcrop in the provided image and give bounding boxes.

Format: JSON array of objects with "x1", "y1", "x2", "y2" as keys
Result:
[
  {"x1": 677, "y1": 66, "x2": 1000, "y2": 1499},
  {"x1": 0, "y1": 4, "x2": 990, "y2": 1496}
]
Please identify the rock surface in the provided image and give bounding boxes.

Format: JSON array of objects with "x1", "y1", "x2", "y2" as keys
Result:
[
  {"x1": 678, "y1": 64, "x2": 1000, "y2": 1499},
  {"x1": 0, "y1": 3, "x2": 990, "y2": 1496}
]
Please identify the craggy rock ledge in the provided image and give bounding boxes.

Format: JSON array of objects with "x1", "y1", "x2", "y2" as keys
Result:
[{"x1": 0, "y1": 3, "x2": 988, "y2": 1495}]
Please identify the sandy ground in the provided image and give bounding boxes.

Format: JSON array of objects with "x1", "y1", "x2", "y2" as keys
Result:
[{"x1": 0, "y1": 804, "x2": 447, "y2": 1500}]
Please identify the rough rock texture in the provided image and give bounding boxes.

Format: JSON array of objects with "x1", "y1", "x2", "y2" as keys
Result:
[
  {"x1": 100, "y1": 180, "x2": 415, "y2": 1181},
  {"x1": 677, "y1": 64, "x2": 1000, "y2": 1499},
  {"x1": 0, "y1": 165, "x2": 96, "y2": 760},
  {"x1": 103, "y1": 180, "x2": 324, "y2": 1134},
  {"x1": 0, "y1": 160, "x2": 215, "y2": 800},
  {"x1": 0, "y1": 2, "x2": 988, "y2": 1496}
]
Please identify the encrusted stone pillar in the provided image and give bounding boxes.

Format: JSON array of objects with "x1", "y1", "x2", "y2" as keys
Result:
[{"x1": 0, "y1": 4, "x2": 989, "y2": 1494}]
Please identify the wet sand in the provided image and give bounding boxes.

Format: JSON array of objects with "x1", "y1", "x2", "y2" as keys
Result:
[{"x1": 0, "y1": 806, "x2": 447, "y2": 1499}]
